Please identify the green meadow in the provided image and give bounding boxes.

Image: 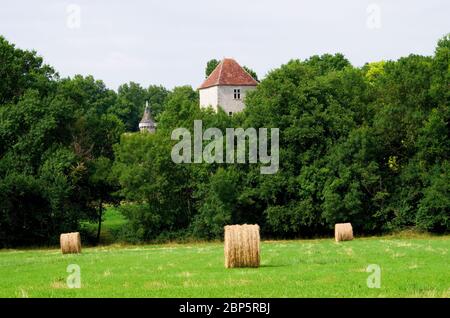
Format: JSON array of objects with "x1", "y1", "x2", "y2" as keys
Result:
[{"x1": 1, "y1": 234, "x2": 448, "y2": 298}]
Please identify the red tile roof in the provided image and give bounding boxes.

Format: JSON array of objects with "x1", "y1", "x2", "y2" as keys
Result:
[{"x1": 199, "y1": 58, "x2": 258, "y2": 89}]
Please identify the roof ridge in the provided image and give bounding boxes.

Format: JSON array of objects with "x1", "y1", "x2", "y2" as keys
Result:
[
  {"x1": 216, "y1": 59, "x2": 225, "y2": 84},
  {"x1": 240, "y1": 63, "x2": 258, "y2": 82}
]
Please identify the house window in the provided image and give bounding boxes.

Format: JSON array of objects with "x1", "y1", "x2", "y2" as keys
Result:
[
  {"x1": 233, "y1": 88, "x2": 241, "y2": 100},
  {"x1": 229, "y1": 112, "x2": 233, "y2": 116}
]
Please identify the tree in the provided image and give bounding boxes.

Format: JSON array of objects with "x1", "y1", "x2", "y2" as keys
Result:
[
  {"x1": 205, "y1": 59, "x2": 219, "y2": 77},
  {"x1": 305, "y1": 53, "x2": 351, "y2": 75},
  {"x1": 0, "y1": 40, "x2": 125, "y2": 246},
  {"x1": 0, "y1": 36, "x2": 57, "y2": 105},
  {"x1": 147, "y1": 85, "x2": 169, "y2": 117},
  {"x1": 364, "y1": 61, "x2": 386, "y2": 83},
  {"x1": 109, "y1": 82, "x2": 147, "y2": 132},
  {"x1": 108, "y1": 83, "x2": 169, "y2": 132},
  {"x1": 89, "y1": 157, "x2": 120, "y2": 244},
  {"x1": 112, "y1": 132, "x2": 193, "y2": 241}
]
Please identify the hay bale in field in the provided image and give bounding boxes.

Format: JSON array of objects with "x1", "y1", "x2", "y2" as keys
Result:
[
  {"x1": 334, "y1": 223, "x2": 353, "y2": 242},
  {"x1": 60, "y1": 232, "x2": 82, "y2": 254},
  {"x1": 224, "y1": 224, "x2": 260, "y2": 268}
]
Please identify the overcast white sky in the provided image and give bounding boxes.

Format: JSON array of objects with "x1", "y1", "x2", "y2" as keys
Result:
[{"x1": 1, "y1": 0, "x2": 448, "y2": 90}]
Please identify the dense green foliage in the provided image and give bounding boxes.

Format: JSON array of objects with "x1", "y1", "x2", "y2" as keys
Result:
[
  {"x1": 0, "y1": 45, "x2": 124, "y2": 245},
  {"x1": 0, "y1": 35, "x2": 448, "y2": 246},
  {"x1": 109, "y1": 82, "x2": 168, "y2": 132},
  {"x1": 0, "y1": 37, "x2": 161, "y2": 246},
  {"x1": 205, "y1": 59, "x2": 220, "y2": 77}
]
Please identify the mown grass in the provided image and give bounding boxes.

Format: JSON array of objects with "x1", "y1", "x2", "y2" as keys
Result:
[{"x1": 0, "y1": 235, "x2": 448, "y2": 297}]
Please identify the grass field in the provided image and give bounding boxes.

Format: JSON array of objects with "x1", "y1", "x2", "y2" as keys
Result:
[{"x1": 0, "y1": 234, "x2": 449, "y2": 297}]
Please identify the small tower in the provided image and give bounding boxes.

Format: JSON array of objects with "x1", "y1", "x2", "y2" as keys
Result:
[{"x1": 139, "y1": 101, "x2": 156, "y2": 133}]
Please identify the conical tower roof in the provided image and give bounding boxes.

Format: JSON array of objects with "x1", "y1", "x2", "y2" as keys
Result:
[{"x1": 139, "y1": 101, "x2": 155, "y2": 125}]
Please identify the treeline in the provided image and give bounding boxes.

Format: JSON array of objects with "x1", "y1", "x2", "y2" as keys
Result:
[
  {"x1": 0, "y1": 35, "x2": 448, "y2": 246},
  {"x1": 0, "y1": 36, "x2": 167, "y2": 246}
]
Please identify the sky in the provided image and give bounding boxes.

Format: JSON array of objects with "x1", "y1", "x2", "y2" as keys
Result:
[{"x1": 0, "y1": 0, "x2": 449, "y2": 90}]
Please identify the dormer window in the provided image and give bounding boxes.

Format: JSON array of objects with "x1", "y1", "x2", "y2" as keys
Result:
[{"x1": 233, "y1": 88, "x2": 241, "y2": 100}]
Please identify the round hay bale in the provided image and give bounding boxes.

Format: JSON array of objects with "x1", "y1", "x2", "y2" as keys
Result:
[
  {"x1": 224, "y1": 224, "x2": 260, "y2": 268},
  {"x1": 334, "y1": 223, "x2": 353, "y2": 242},
  {"x1": 60, "y1": 232, "x2": 82, "y2": 254}
]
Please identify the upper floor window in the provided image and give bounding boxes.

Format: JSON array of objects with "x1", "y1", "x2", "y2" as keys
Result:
[{"x1": 234, "y1": 88, "x2": 241, "y2": 100}]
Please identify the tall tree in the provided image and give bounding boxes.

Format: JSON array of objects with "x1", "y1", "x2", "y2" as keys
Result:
[
  {"x1": 109, "y1": 82, "x2": 147, "y2": 132},
  {"x1": 205, "y1": 59, "x2": 219, "y2": 77},
  {"x1": 0, "y1": 36, "x2": 57, "y2": 105}
]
